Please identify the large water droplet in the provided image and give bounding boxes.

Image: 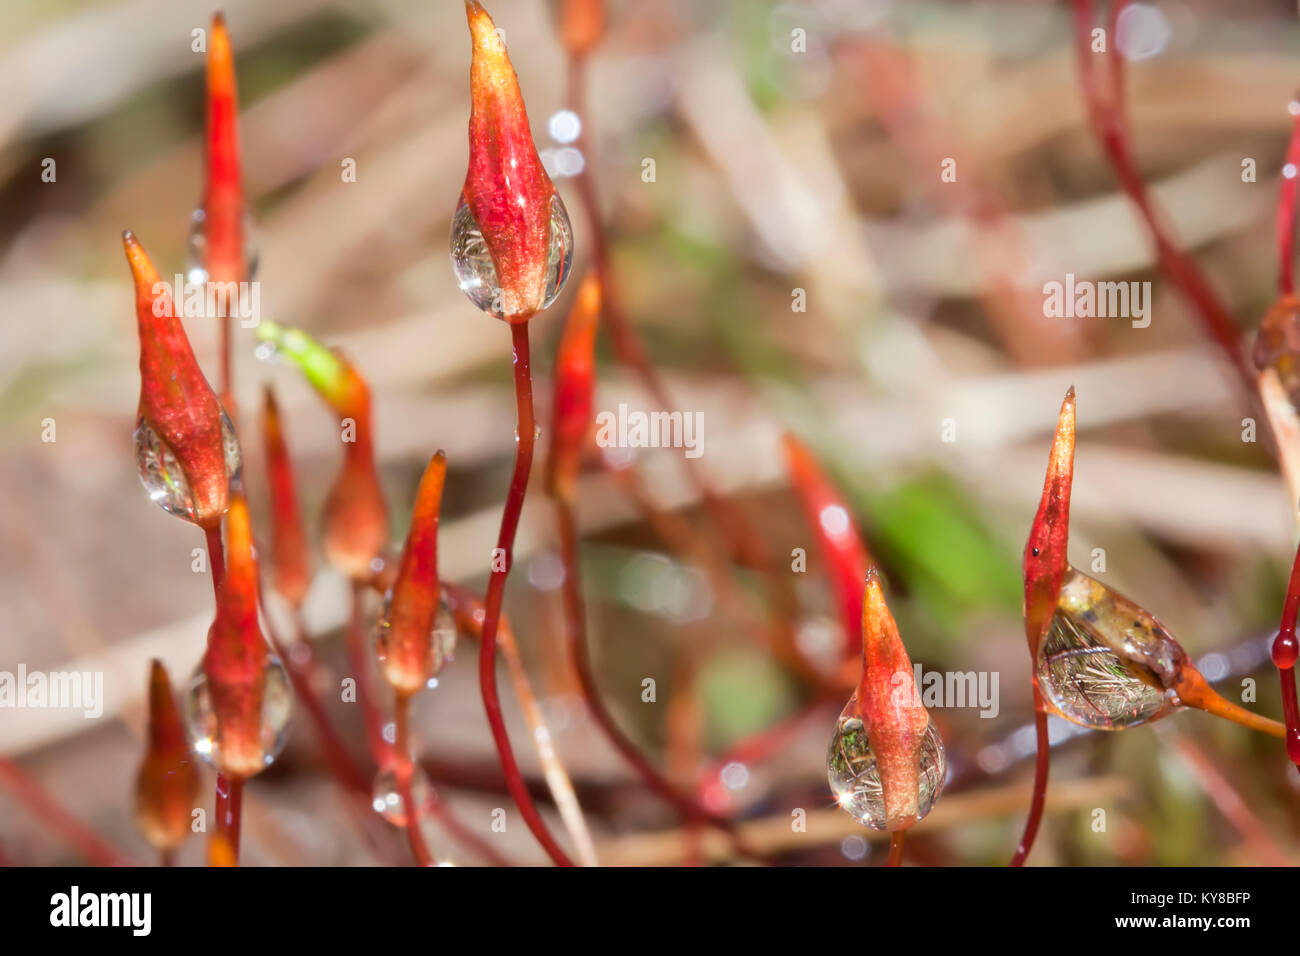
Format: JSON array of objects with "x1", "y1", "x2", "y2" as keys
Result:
[
  {"x1": 827, "y1": 701, "x2": 945, "y2": 830},
  {"x1": 1035, "y1": 568, "x2": 1182, "y2": 730},
  {"x1": 372, "y1": 765, "x2": 436, "y2": 827},
  {"x1": 374, "y1": 593, "x2": 458, "y2": 683},
  {"x1": 134, "y1": 409, "x2": 242, "y2": 523},
  {"x1": 1036, "y1": 608, "x2": 1175, "y2": 730},
  {"x1": 187, "y1": 206, "x2": 261, "y2": 285},
  {"x1": 449, "y1": 194, "x2": 574, "y2": 317},
  {"x1": 183, "y1": 655, "x2": 292, "y2": 775}
]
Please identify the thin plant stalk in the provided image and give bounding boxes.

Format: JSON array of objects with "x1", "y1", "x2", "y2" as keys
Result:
[
  {"x1": 477, "y1": 322, "x2": 575, "y2": 867},
  {"x1": 205, "y1": 526, "x2": 225, "y2": 597},
  {"x1": 441, "y1": 582, "x2": 595, "y2": 864},
  {"x1": 1072, "y1": 0, "x2": 1255, "y2": 394},
  {"x1": 393, "y1": 691, "x2": 435, "y2": 866},
  {"x1": 214, "y1": 772, "x2": 244, "y2": 862},
  {"x1": 1010, "y1": 702, "x2": 1051, "y2": 867},
  {"x1": 1271, "y1": 538, "x2": 1300, "y2": 766},
  {"x1": 564, "y1": 56, "x2": 805, "y2": 685},
  {"x1": 346, "y1": 581, "x2": 387, "y2": 763},
  {"x1": 0, "y1": 758, "x2": 134, "y2": 866},
  {"x1": 554, "y1": 494, "x2": 768, "y2": 863},
  {"x1": 887, "y1": 832, "x2": 906, "y2": 867}
]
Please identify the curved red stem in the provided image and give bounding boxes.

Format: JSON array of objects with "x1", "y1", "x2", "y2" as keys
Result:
[
  {"x1": 476, "y1": 323, "x2": 575, "y2": 867},
  {"x1": 1271, "y1": 538, "x2": 1300, "y2": 767},
  {"x1": 214, "y1": 773, "x2": 244, "y2": 862},
  {"x1": 1072, "y1": 0, "x2": 1253, "y2": 393},
  {"x1": 1009, "y1": 699, "x2": 1050, "y2": 866},
  {"x1": 0, "y1": 758, "x2": 134, "y2": 866},
  {"x1": 555, "y1": 497, "x2": 769, "y2": 864}
]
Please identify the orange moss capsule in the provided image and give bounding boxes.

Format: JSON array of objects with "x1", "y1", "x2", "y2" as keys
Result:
[
  {"x1": 376, "y1": 452, "x2": 454, "y2": 696},
  {"x1": 188, "y1": 498, "x2": 291, "y2": 779},
  {"x1": 257, "y1": 321, "x2": 388, "y2": 580},
  {"x1": 546, "y1": 275, "x2": 601, "y2": 502},
  {"x1": 196, "y1": 12, "x2": 248, "y2": 287},
  {"x1": 782, "y1": 434, "x2": 875, "y2": 673},
  {"x1": 124, "y1": 231, "x2": 239, "y2": 530},
  {"x1": 133, "y1": 661, "x2": 201, "y2": 852},
  {"x1": 828, "y1": 571, "x2": 945, "y2": 832},
  {"x1": 261, "y1": 386, "x2": 313, "y2": 607}
]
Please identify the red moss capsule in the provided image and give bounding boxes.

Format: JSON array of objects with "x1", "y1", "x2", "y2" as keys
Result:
[
  {"x1": 376, "y1": 452, "x2": 453, "y2": 696},
  {"x1": 257, "y1": 321, "x2": 388, "y2": 580},
  {"x1": 828, "y1": 571, "x2": 944, "y2": 831},
  {"x1": 452, "y1": 1, "x2": 573, "y2": 321},
  {"x1": 192, "y1": 12, "x2": 248, "y2": 288},
  {"x1": 1023, "y1": 387, "x2": 1075, "y2": 658},
  {"x1": 124, "y1": 231, "x2": 239, "y2": 530},
  {"x1": 782, "y1": 434, "x2": 875, "y2": 672},
  {"x1": 187, "y1": 498, "x2": 291, "y2": 779},
  {"x1": 261, "y1": 386, "x2": 313, "y2": 607},
  {"x1": 134, "y1": 661, "x2": 201, "y2": 851},
  {"x1": 546, "y1": 275, "x2": 601, "y2": 502}
]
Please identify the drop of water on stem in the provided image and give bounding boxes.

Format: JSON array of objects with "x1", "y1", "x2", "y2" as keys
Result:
[
  {"x1": 186, "y1": 206, "x2": 261, "y2": 284},
  {"x1": 134, "y1": 410, "x2": 242, "y2": 523},
  {"x1": 183, "y1": 656, "x2": 292, "y2": 774},
  {"x1": 826, "y1": 699, "x2": 945, "y2": 830},
  {"x1": 374, "y1": 594, "x2": 458, "y2": 681},
  {"x1": 372, "y1": 765, "x2": 436, "y2": 827},
  {"x1": 449, "y1": 194, "x2": 573, "y2": 317},
  {"x1": 514, "y1": 424, "x2": 542, "y2": 443}
]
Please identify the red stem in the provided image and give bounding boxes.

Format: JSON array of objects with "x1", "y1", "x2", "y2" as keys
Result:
[
  {"x1": 270, "y1": 617, "x2": 369, "y2": 796},
  {"x1": 393, "y1": 691, "x2": 435, "y2": 866},
  {"x1": 205, "y1": 524, "x2": 225, "y2": 599},
  {"x1": 886, "y1": 831, "x2": 906, "y2": 867},
  {"x1": 564, "y1": 56, "x2": 798, "y2": 648},
  {"x1": 345, "y1": 581, "x2": 387, "y2": 763},
  {"x1": 1009, "y1": 697, "x2": 1051, "y2": 866},
  {"x1": 214, "y1": 772, "x2": 244, "y2": 862},
  {"x1": 1277, "y1": 110, "x2": 1300, "y2": 296},
  {"x1": 1271, "y1": 538, "x2": 1300, "y2": 766},
  {"x1": 555, "y1": 496, "x2": 769, "y2": 864},
  {"x1": 476, "y1": 323, "x2": 575, "y2": 867},
  {"x1": 0, "y1": 758, "x2": 134, "y2": 866},
  {"x1": 1072, "y1": 0, "x2": 1254, "y2": 393}
]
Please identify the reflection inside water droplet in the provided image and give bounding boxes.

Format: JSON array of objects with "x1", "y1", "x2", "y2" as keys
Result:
[
  {"x1": 1036, "y1": 608, "x2": 1175, "y2": 730},
  {"x1": 372, "y1": 765, "x2": 436, "y2": 827},
  {"x1": 134, "y1": 410, "x2": 242, "y2": 523},
  {"x1": 448, "y1": 194, "x2": 573, "y2": 317},
  {"x1": 826, "y1": 699, "x2": 945, "y2": 831},
  {"x1": 183, "y1": 656, "x2": 292, "y2": 775}
]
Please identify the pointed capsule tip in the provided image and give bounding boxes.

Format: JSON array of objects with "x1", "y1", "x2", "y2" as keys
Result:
[{"x1": 1064, "y1": 384, "x2": 1076, "y2": 401}]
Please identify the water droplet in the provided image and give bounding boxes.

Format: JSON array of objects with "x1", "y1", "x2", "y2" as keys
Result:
[
  {"x1": 253, "y1": 340, "x2": 279, "y2": 363},
  {"x1": 183, "y1": 655, "x2": 292, "y2": 775},
  {"x1": 826, "y1": 699, "x2": 945, "y2": 830},
  {"x1": 371, "y1": 765, "x2": 436, "y2": 827},
  {"x1": 187, "y1": 206, "x2": 261, "y2": 284},
  {"x1": 449, "y1": 194, "x2": 574, "y2": 317},
  {"x1": 514, "y1": 424, "x2": 542, "y2": 443},
  {"x1": 1035, "y1": 570, "x2": 1178, "y2": 730},
  {"x1": 374, "y1": 593, "x2": 458, "y2": 683},
  {"x1": 134, "y1": 409, "x2": 242, "y2": 523}
]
